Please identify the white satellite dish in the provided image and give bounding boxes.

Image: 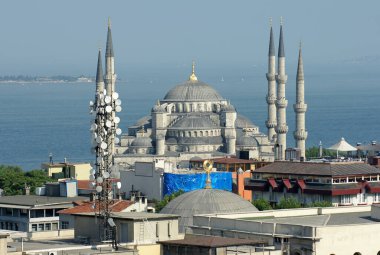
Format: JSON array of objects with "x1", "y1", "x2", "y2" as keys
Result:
[
  {"x1": 114, "y1": 117, "x2": 120, "y2": 124},
  {"x1": 103, "y1": 172, "x2": 110, "y2": 178},
  {"x1": 115, "y1": 106, "x2": 122, "y2": 112},
  {"x1": 90, "y1": 169, "x2": 96, "y2": 175},
  {"x1": 112, "y1": 92, "x2": 119, "y2": 99},
  {"x1": 101, "y1": 142, "x2": 108, "y2": 149},
  {"x1": 89, "y1": 101, "x2": 94, "y2": 106},
  {"x1": 107, "y1": 218, "x2": 116, "y2": 227},
  {"x1": 96, "y1": 186, "x2": 103, "y2": 193},
  {"x1": 105, "y1": 96, "x2": 112, "y2": 104},
  {"x1": 105, "y1": 120, "x2": 112, "y2": 128},
  {"x1": 90, "y1": 123, "x2": 97, "y2": 131},
  {"x1": 105, "y1": 105, "x2": 113, "y2": 113},
  {"x1": 96, "y1": 137, "x2": 103, "y2": 143},
  {"x1": 97, "y1": 176, "x2": 103, "y2": 183},
  {"x1": 114, "y1": 137, "x2": 120, "y2": 144},
  {"x1": 116, "y1": 182, "x2": 122, "y2": 189},
  {"x1": 91, "y1": 182, "x2": 96, "y2": 187},
  {"x1": 89, "y1": 174, "x2": 95, "y2": 181},
  {"x1": 116, "y1": 128, "x2": 122, "y2": 135},
  {"x1": 115, "y1": 99, "x2": 122, "y2": 106}
]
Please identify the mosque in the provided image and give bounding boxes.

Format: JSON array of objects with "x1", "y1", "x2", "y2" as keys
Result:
[{"x1": 94, "y1": 20, "x2": 308, "y2": 169}]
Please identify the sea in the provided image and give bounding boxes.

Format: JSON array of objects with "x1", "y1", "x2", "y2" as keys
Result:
[{"x1": 0, "y1": 67, "x2": 379, "y2": 170}]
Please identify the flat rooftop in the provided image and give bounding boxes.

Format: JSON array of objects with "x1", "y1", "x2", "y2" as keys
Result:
[
  {"x1": 241, "y1": 211, "x2": 380, "y2": 227},
  {"x1": 0, "y1": 195, "x2": 89, "y2": 207},
  {"x1": 73, "y1": 211, "x2": 180, "y2": 220}
]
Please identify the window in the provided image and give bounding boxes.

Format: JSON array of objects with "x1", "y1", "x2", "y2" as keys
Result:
[
  {"x1": 374, "y1": 193, "x2": 380, "y2": 202},
  {"x1": 353, "y1": 252, "x2": 362, "y2": 255},
  {"x1": 45, "y1": 223, "x2": 51, "y2": 231},
  {"x1": 38, "y1": 224, "x2": 44, "y2": 231},
  {"x1": 52, "y1": 223, "x2": 58, "y2": 231},
  {"x1": 357, "y1": 193, "x2": 366, "y2": 204},
  {"x1": 5, "y1": 208, "x2": 12, "y2": 216},
  {"x1": 340, "y1": 195, "x2": 352, "y2": 204},
  {"x1": 32, "y1": 224, "x2": 37, "y2": 232},
  {"x1": 45, "y1": 209, "x2": 54, "y2": 217},
  {"x1": 20, "y1": 209, "x2": 28, "y2": 217},
  {"x1": 61, "y1": 221, "x2": 69, "y2": 229}
]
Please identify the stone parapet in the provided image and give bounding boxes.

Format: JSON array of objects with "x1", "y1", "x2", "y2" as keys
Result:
[
  {"x1": 275, "y1": 124, "x2": 288, "y2": 134},
  {"x1": 276, "y1": 74, "x2": 288, "y2": 84},
  {"x1": 266, "y1": 73, "x2": 276, "y2": 81},
  {"x1": 275, "y1": 98, "x2": 288, "y2": 108},
  {"x1": 293, "y1": 103, "x2": 307, "y2": 113},
  {"x1": 266, "y1": 95, "x2": 277, "y2": 104},
  {"x1": 294, "y1": 130, "x2": 308, "y2": 140},
  {"x1": 265, "y1": 120, "x2": 277, "y2": 128}
]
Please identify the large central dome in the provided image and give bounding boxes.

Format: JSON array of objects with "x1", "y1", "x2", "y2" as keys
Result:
[{"x1": 163, "y1": 80, "x2": 224, "y2": 102}]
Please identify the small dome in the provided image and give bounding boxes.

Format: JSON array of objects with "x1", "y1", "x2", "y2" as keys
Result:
[
  {"x1": 235, "y1": 115, "x2": 258, "y2": 129},
  {"x1": 163, "y1": 80, "x2": 224, "y2": 101},
  {"x1": 236, "y1": 135, "x2": 259, "y2": 147},
  {"x1": 130, "y1": 137, "x2": 153, "y2": 147},
  {"x1": 170, "y1": 116, "x2": 218, "y2": 129},
  {"x1": 160, "y1": 189, "x2": 257, "y2": 232},
  {"x1": 134, "y1": 116, "x2": 151, "y2": 126},
  {"x1": 221, "y1": 104, "x2": 235, "y2": 112}
]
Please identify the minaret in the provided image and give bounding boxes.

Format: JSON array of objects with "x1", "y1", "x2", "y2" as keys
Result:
[
  {"x1": 105, "y1": 18, "x2": 116, "y2": 97},
  {"x1": 293, "y1": 43, "x2": 308, "y2": 159},
  {"x1": 275, "y1": 18, "x2": 288, "y2": 160},
  {"x1": 96, "y1": 49, "x2": 104, "y2": 96},
  {"x1": 265, "y1": 18, "x2": 277, "y2": 141}
]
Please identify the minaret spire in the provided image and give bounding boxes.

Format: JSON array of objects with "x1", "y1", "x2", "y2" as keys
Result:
[
  {"x1": 275, "y1": 19, "x2": 288, "y2": 160},
  {"x1": 189, "y1": 61, "x2": 198, "y2": 81},
  {"x1": 96, "y1": 49, "x2": 104, "y2": 94},
  {"x1": 293, "y1": 42, "x2": 308, "y2": 159},
  {"x1": 265, "y1": 18, "x2": 277, "y2": 141}
]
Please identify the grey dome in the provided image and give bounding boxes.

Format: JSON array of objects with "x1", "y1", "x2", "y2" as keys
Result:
[
  {"x1": 163, "y1": 80, "x2": 224, "y2": 101},
  {"x1": 160, "y1": 189, "x2": 257, "y2": 232},
  {"x1": 130, "y1": 137, "x2": 153, "y2": 147},
  {"x1": 236, "y1": 135, "x2": 259, "y2": 147},
  {"x1": 170, "y1": 116, "x2": 218, "y2": 129},
  {"x1": 235, "y1": 115, "x2": 258, "y2": 129},
  {"x1": 134, "y1": 116, "x2": 152, "y2": 126}
]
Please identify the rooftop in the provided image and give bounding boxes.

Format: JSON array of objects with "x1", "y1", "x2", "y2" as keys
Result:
[
  {"x1": 72, "y1": 211, "x2": 180, "y2": 220},
  {"x1": 0, "y1": 195, "x2": 88, "y2": 207},
  {"x1": 255, "y1": 161, "x2": 380, "y2": 177},
  {"x1": 57, "y1": 200, "x2": 134, "y2": 215},
  {"x1": 158, "y1": 234, "x2": 266, "y2": 248}
]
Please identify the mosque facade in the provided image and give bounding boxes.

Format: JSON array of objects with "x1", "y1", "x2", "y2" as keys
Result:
[{"x1": 93, "y1": 20, "x2": 308, "y2": 168}]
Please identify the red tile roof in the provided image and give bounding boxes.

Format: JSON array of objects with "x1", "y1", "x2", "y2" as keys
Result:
[
  {"x1": 57, "y1": 199, "x2": 134, "y2": 215},
  {"x1": 77, "y1": 179, "x2": 120, "y2": 190}
]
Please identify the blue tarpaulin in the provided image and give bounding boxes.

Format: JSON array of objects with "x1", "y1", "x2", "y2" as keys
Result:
[{"x1": 163, "y1": 172, "x2": 232, "y2": 196}]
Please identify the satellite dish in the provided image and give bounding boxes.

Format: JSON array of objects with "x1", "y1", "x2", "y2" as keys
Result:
[
  {"x1": 114, "y1": 137, "x2": 120, "y2": 144},
  {"x1": 90, "y1": 169, "x2": 96, "y2": 175},
  {"x1": 116, "y1": 182, "x2": 122, "y2": 189},
  {"x1": 114, "y1": 117, "x2": 120, "y2": 124},
  {"x1": 92, "y1": 132, "x2": 97, "y2": 139},
  {"x1": 105, "y1": 96, "x2": 112, "y2": 104},
  {"x1": 116, "y1": 128, "x2": 122, "y2": 135},
  {"x1": 89, "y1": 101, "x2": 94, "y2": 106},
  {"x1": 96, "y1": 176, "x2": 103, "y2": 183},
  {"x1": 115, "y1": 106, "x2": 122, "y2": 112},
  {"x1": 100, "y1": 142, "x2": 108, "y2": 149},
  {"x1": 103, "y1": 172, "x2": 110, "y2": 178},
  {"x1": 91, "y1": 182, "x2": 96, "y2": 187},
  {"x1": 96, "y1": 186, "x2": 103, "y2": 193},
  {"x1": 90, "y1": 123, "x2": 97, "y2": 131},
  {"x1": 105, "y1": 105, "x2": 113, "y2": 113},
  {"x1": 96, "y1": 137, "x2": 103, "y2": 144},
  {"x1": 89, "y1": 175, "x2": 95, "y2": 181},
  {"x1": 105, "y1": 120, "x2": 112, "y2": 128},
  {"x1": 112, "y1": 92, "x2": 119, "y2": 99},
  {"x1": 107, "y1": 218, "x2": 116, "y2": 227},
  {"x1": 115, "y1": 99, "x2": 122, "y2": 106}
]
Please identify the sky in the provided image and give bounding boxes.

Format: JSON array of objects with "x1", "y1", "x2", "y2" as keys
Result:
[{"x1": 1, "y1": 0, "x2": 380, "y2": 77}]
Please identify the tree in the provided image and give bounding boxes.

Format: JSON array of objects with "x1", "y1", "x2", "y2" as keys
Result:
[
  {"x1": 306, "y1": 146, "x2": 339, "y2": 158},
  {"x1": 155, "y1": 190, "x2": 185, "y2": 212},
  {"x1": 275, "y1": 197, "x2": 302, "y2": 209},
  {"x1": 0, "y1": 165, "x2": 54, "y2": 196},
  {"x1": 252, "y1": 198, "x2": 272, "y2": 211}
]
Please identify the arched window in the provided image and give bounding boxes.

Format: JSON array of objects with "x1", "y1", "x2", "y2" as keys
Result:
[{"x1": 354, "y1": 252, "x2": 362, "y2": 255}]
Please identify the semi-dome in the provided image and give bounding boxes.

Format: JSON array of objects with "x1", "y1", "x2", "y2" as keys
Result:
[
  {"x1": 163, "y1": 80, "x2": 224, "y2": 102},
  {"x1": 160, "y1": 189, "x2": 257, "y2": 232},
  {"x1": 236, "y1": 135, "x2": 259, "y2": 147},
  {"x1": 130, "y1": 137, "x2": 153, "y2": 147},
  {"x1": 170, "y1": 116, "x2": 218, "y2": 129},
  {"x1": 235, "y1": 115, "x2": 258, "y2": 129}
]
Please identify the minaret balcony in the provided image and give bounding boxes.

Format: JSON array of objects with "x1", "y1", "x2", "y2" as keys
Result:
[
  {"x1": 265, "y1": 120, "x2": 277, "y2": 128},
  {"x1": 266, "y1": 95, "x2": 277, "y2": 104},
  {"x1": 275, "y1": 98, "x2": 288, "y2": 108},
  {"x1": 275, "y1": 124, "x2": 288, "y2": 134},
  {"x1": 293, "y1": 103, "x2": 307, "y2": 113},
  {"x1": 266, "y1": 73, "x2": 276, "y2": 81},
  {"x1": 293, "y1": 130, "x2": 308, "y2": 140},
  {"x1": 276, "y1": 74, "x2": 288, "y2": 84}
]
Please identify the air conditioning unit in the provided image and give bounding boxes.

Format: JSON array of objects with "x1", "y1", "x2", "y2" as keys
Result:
[{"x1": 48, "y1": 252, "x2": 58, "y2": 255}]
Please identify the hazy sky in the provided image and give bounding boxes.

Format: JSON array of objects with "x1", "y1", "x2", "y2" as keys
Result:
[{"x1": 1, "y1": 0, "x2": 380, "y2": 76}]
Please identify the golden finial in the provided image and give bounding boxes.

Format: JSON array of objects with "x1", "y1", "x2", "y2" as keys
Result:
[
  {"x1": 203, "y1": 160, "x2": 213, "y2": 189},
  {"x1": 269, "y1": 17, "x2": 273, "y2": 27},
  {"x1": 189, "y1": 61, "x2": 198, "y2": 81},
  {"x1": 108, "y1": 17, "x2": 112, "y2": 28},
  {"x1": 280, "y1": 16, "x2": 283, "y2": 26}
]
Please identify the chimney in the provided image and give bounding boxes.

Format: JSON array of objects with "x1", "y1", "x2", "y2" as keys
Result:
[{"x1": 24, "y1": 184, "x2": 30, "y2": 196}]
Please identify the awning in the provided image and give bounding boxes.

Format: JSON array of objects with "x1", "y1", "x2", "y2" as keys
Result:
[
  {"x1": 328, "y1": 138, "x2": 357, "y2": 151},
  {"x1": 268, "y1": 178, "x2": 278, "y2": 188},
  {"x1": 283, "y1": 179, "x2": 292, "y2": 190},
  {"x1": 331, "y1": 189, "x2": 360, "y2": 195},
  {"x1": 297, "y1": 179, "x2": 306, "y2": 190}
]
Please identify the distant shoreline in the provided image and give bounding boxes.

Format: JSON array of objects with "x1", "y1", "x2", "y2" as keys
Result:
[{"x1": 0, "y1": 75, "x2": 94, "y2": 84}]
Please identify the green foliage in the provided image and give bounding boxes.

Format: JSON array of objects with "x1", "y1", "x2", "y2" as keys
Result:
[
  {"x1": 155, "y1": 190, "x2": 185, "y2": 213},
  {"x1": 308, "y1": 201, "x2": 333, "y2": 208},
  {"x1": 275, "y1": 197, "x2": 302, "y2": 209},
  {"x1": 0, "y1": 165, "x2": 54, "y2": 196},
  {"x1": 252, "y1": 198, "x2": 273, "y2": 211},
  {"x1": 306, "y1": 146, "x2": 339, "y2": 158}
]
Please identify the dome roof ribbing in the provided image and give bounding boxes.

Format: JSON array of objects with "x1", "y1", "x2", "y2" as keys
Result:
[
  {"x1": 160, "y1": 189, "x2": 257, "y2": 232},
  {"x1": 236, "y1": 135, "x2": 259, "y2": 147},
  {"x1": 130, "y1": 137, "x2": 153, "y2": 147},
  {"x1": 170, "y1": 116, "x2": 218, "y2": 129},
  {"x1": 163, "y1": 80, "x2": 224, "y2": 101}
]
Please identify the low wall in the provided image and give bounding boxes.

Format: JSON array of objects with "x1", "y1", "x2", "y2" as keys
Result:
[{"x1": 27, "y1": 229, "x2": 74, "y2": 240}]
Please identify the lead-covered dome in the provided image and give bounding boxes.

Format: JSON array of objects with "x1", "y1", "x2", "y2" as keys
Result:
[
  {"x1": 170, "y1": 116, "x2": 218, "y2": 129},
  {"x1": 236, "y1": 135, "x2": 259, "y2": 147},
  {"x1": 130, "y1": 137, "x2": 153, "y2": 147},
  {"x1": 163, "y1": 80, "x2": 224, "y2": 102},
  {"x1": 160, "y1": 189, "x2": 257, "y2": 232}
]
